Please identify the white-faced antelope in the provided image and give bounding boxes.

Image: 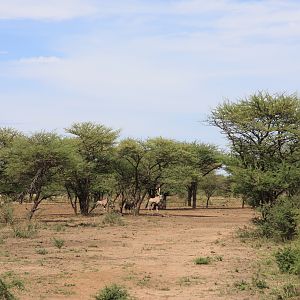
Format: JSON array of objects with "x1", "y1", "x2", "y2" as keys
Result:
[{"x1": 96, "y1": 198, "x2": 108, "y2": 210}]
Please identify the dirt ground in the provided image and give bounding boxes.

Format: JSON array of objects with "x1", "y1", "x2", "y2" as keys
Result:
[{"x1": 0, "y1": 202, "x2": 263, "y2": 300}]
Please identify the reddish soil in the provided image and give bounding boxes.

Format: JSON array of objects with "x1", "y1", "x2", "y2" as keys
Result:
[{"x1": 0, "y1": 202, "x2": 261, "y2": 299}]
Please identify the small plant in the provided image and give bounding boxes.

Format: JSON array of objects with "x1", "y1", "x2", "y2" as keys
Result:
[
  {"x1": 53, "y1": 238, "x2": 65, "y2": 249},
  {"x1": 281, "y1": 283, "x2": 300, "y2": 299},
  {"x1": 275, "y1": 246, "x2": 300, "y2": 275},
  {"x1": 36, "y1": 248, "x2": 48, "y2": 255},
  {"x1": 194, "y1": 256, "x2": 211, "y2": 265},
  {"x1": 10, "y1": 278, "x2": 25, "y2": 290},
  {"x1": 0, "y1": 278, "x2": 16, "y2": 300},
  {"x1": 252, "y1": 276, "x2": 268, "y2": 290},
  {"x1": 94, "y1": 284, "x2": 130, "y2": 300},
  {"x1": 233, "y1": 280, "x2": 249, "y2": 291},
  {"x1": 13, "y1": 222, "x2": 38, "y2": 238},
  {"x1": 53, "y1": 224, "x2": 66, "y2": 232},
  {"x1": 102, "y1": 212, "x2": 124, "y2": 226},
  {"x1": 137, "y1": 275, "x2": 151, "y2": 287},
  {"x1": 214, "y1": 255, "x2": 223, "y2": 261}
]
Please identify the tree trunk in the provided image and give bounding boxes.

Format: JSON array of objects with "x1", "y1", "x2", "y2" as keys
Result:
[
  {"x1": 78, "y1": 195, "x2": 89, "y2": 216},
  {"x1": 192, "y1": 181, "x2": 197, "y2": 209},
  {"x1": 187, "y1": 186, "x2": 192, "y2": 206},
  {"x1": 161, "y1": 194, "x2": 167, "y2": 209},
  {"x1": 206, "y1": 196, "x2": 210, "y2": 208},
  {"x1": 28, "y1": 194, "x2": 42, "y2": 220}
]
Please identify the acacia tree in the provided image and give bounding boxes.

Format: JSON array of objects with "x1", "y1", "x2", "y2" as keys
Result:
[
  {"x1": 0, "y1": 128, "x2": 23, "y2": 197},
  {"x1": 210, "y1": 92, "x2": 300, "y2": 207},
  {"x1": 200, "y1": 173, "x2": 219, "y2": 208},
  {"x1": 116, "y1": 137, "x2": 182, "y2": 215},
  {"x1": 3, "y1": 132, "x2": 71, "y2": 219},
  {"x1": 183, "y1": 143, "x2": 222, "y2": 208},
  {"x1": 64, "y1": 122, "x2": 119, "y2": 215}
]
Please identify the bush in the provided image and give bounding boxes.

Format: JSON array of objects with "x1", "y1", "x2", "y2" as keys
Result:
[
  {"x1": 13, "y1": 222, "x2": 38, "y2": 238},
  {"x1": 53, "y1": 238, "x2": 65, "y2": 249},
  {"x1": 194, "y1": 257, "x2": 211, "y2": 265},
  {"x1": 0, "y1": 204, "x2": 15, "y2": 225},
  {"x1": 275, "y1": 283, "x2": 300, "y2": 300},
  {"x1": 94, "y1": 284, "x2": 130, "y2": 300},
  {"x1": 256, "y1": 200, "x2": 298, "y2": 241},
  {"x1": 0, "y1": 278, "x2": 16, "y2": 300},
  {"x1": 102, "y1": 212, "x2": 124, "y2": 226},
  {"x1": 275, "y1": 246, "x2": 300, "y2": 275}
]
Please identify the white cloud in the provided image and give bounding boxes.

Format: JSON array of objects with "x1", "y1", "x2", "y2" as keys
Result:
[
  {"x1": 1, "y1": 0, "x2": 300, "y2": 143},
  {"x1": 18, "y1": 56, "x2": 62, "y2": 64},
  {"x1": 0, "y1": 0, "x2": 97, "y2": 20}
]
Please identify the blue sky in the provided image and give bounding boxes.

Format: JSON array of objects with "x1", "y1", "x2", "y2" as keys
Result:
[{"x1": 0, "y1": 0, "x2": 300, "y2": 148}]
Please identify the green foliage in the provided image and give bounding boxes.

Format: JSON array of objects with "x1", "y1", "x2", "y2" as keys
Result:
[
  {"x1": 12, "y1": 222, "x2": 38, "y2": 238},
  {"x1": 251, "y1": 276, "x2": 268, "y2": 290},
  {"x1": 255, "y1": 200, "x2": 298, "y2": 241},
  {"x1": 53, "y1": 224, "x2": 66, "y2": 232},
  {"x1": 0, "y1": 204, "x2": 14, "y2": 225},
  {"x1": 65, "y1": 122, "x2": 119, "y2": 216},
  {"x1": 194, "y1": 256, "x2": 211, "y2": 265},
  {"x1": 53, "y1": 238, "x2": 65, "y2": 249},
  {"x1": 36, "y1": 248, "x2": 48, "y2": 255},
  {"x1": 233, "y1": 280, "x2": 249, "y2": 291},
  {"x1": 102, "y1": 212, "x2": 124, "y2": 226},
  {"x1": 275, "y1": 246, "x2": 300, "y2": 275},
  {"x1": 0, "y1": 278, "x2": 16, "y2": 300},
  {"x1": 210, "y1": 92, "x2": 300, "y2": 206},
  {"x1": 94, "y1": 284, "x2": 130, "y2": 300},
  {"x1": 278, "y1": 283, "x2": 300, "y2": 299}
]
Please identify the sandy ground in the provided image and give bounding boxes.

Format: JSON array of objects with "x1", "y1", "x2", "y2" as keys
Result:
[{"x1": 0, "y1": 203, "x2": 262, "y2": 300}]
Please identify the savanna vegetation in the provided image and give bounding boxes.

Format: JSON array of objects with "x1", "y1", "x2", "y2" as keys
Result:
[{"x1": 0, "y1": 91, "x2": 299, "y2": 299}]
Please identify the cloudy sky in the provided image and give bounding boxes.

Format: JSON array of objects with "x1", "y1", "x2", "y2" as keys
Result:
[{"x1": 0, "y1": 0, "x2": 299, "y2": 148}]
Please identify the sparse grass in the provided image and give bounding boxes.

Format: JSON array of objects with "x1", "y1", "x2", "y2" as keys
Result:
[
  {"x1": 53, "y1": 224, "x2": 66, "y2": 232},
  {"x1": 0, "y1": 278, "x2": 16, "y2": 300},
  {"x1": 102, "y1": 212, "x2": 124, "y2": 226},
  {"x1": 251, "y1": 275, "x2": 268, "y2": 290},
  {"x1": 36, "y1": 248, "x2": 48, "y2": 255},
  {"x1": 233, "y1": 280, "x2": 249, "y2": 291},
  {"x1": 12, "y1": 222, "x2": 38, "y2": 238},
  {"x1": 53, "y1": 238, "x2": 65, "y2": 249},
  {"x1": 214, "y1": 255, "x2": 223, "y2": 261},
  {"x1": 94, "y1": 284, "x2": 131, "y2": 300},
  {"x1": 0, "y1": 204, "x2": 15, "y2": 226},
  {"x1": 280, "y1": 283, "x2": 300, "y2": 299},
  {"x1": 194, "y1": 256, "x2": 211, "y2": 265},
  {"x1": 137, "y1": 275, "x2": 151, "y2": 287},
  {"x1": 178, "y1": 276, "x2": 201, "y2": 287}
]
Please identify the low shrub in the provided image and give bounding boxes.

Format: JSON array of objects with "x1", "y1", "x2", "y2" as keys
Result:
[
  {"x1": 102, "y1": 212, "x2": 124, "y2": 226},
  {"x1": 194, "y1": 257, "x2": 211, "y2": 265},
  {"x1": 53, "y1": 238, "x2": 65, "y2": 249},
  {"x1": 0, "y1": 204, "x2": 15, "y2": 225},
  {"x1": 233, "y1": 280, "x2": 249, "y2": 291},
  {"x1": 94, "y1": 284, "x2": 130, "y2": 300},
  {"x1": 255, "y1": 200, "x2": 298, "y2": 241},
  {"x1": 0, "y1": 278, "x2": 16, "y2": 300},
  {"x1": 275, "y1": 246, "x2": 300, "y2": 275},
  {"x1": 12, "y1": 222, "x2": 38, "y2": 238},
  {"x1": 36, "y1": 248, "x2": 48, "y2": 255},
  {"x1": 275, "y1": 283, "x2": 300, "y2": 300}
]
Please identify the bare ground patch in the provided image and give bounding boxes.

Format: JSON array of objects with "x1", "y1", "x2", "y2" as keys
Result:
[{"x1": 0, "y1": 203, "x2": 263, "y2": 299}]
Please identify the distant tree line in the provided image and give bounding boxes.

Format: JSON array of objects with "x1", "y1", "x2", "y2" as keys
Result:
[{"x1": 0, "y1": 91, "x2": 299, "y2": 219}]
